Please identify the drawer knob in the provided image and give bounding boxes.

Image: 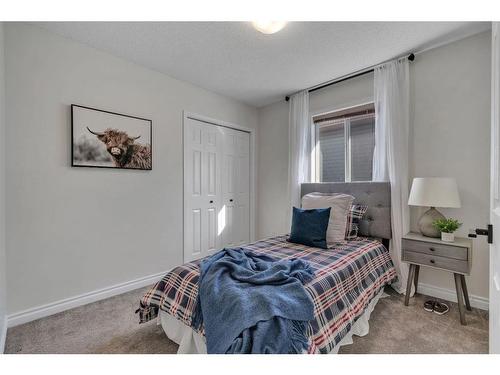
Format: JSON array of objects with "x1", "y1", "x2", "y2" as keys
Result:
[
  {"x1": 430, "y1": 259, "x2": 435, "y2": 264},
  {"x1": 429, "y1": 247, "x2": 435, "y2": 252}
]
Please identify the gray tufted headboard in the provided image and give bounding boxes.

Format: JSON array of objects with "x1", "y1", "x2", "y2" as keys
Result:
[{"x1": 300, "y1": 182, "x2": 392, "y2": 244}]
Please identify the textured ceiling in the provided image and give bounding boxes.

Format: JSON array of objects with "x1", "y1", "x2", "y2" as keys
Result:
[{"x1": 34, "y1": 22, "x2": 490, "y2": 108}]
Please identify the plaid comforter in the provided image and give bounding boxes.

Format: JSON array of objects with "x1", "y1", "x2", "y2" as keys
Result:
[{"x1": 138, "y1": 236, "x2": 397, "y2": 354}]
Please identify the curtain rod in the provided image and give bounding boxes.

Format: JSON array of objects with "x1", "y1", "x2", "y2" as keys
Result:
[{"x1": 285, "y1": 53, "x2": 415, "y2": 102}]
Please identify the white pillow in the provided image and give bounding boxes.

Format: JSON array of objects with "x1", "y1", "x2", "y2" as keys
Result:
[{"x1": 301, "y1": 192, "x2": 355, "y2": 245}]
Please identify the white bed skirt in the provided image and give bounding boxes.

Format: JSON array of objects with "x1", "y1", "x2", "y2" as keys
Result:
[{"x1": 159, "y1": 288, "x2": 387, "y2": 354}]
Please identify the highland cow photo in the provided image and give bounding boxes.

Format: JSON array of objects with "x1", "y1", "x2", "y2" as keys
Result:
[{"x1": 71, "y1": 105, "x2": 152, "y2": 170}]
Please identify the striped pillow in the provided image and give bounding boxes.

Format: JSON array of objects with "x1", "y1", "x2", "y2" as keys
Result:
[{"x1": 345, "y1": 204, "x2": 368, "y2": 240}]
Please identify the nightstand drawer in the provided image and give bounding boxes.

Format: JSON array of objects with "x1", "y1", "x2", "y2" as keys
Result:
[
  {"x1": 402, "y1": 250, "x2": 469, "y2": 274},
  {"x1": 402, "y1": 238, "x2": 467, "y2": 260}
]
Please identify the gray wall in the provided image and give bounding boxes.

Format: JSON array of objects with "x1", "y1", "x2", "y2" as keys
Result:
[
  {"x1": 409, "y1": 31, "x2": 491, "y2": 300},
  {"x1": 4, "y1": 23, "x2": 258, "y2": 314},
  {"x1": 257, "y1": 31, "x2": 491, "y2": 301},
  {"x1": 257, "y1": 101, "x2": 290, "y2": 238},
  {"x1": 0, "y1": 22, "x2": 7, "y2": 351}
]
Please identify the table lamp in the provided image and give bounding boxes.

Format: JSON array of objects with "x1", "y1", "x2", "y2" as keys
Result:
[{"x1": 408, "y1": 177, "x2": 461, "y2": 238}]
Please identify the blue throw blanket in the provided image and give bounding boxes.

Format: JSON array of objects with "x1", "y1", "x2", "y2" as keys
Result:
[{"x1": 191, "y1": 248, "x2": 315, "y2": 354}]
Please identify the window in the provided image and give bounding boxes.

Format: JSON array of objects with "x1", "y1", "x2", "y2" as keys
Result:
[{"x1": 312, "y1": 103, "x2": 375, "y2": 182}]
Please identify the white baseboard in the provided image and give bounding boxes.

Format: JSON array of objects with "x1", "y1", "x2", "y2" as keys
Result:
[
  {"x1": 418, "y1": 282, "x2": 489, "y2": 310},
  {"x1": 0, "y1": 316, "x2": 6, "y2": 354},
  {"x1": 7, "y1": 270, "x2": 168, "y2": 328},
  {"x1": 3, "y1": 271, "x2": 489, "y2": 332}
]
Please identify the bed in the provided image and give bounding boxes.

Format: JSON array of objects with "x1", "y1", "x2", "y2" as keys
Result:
[{"x1": 138, "y1": 182, "x2": 397, "y2": 354}]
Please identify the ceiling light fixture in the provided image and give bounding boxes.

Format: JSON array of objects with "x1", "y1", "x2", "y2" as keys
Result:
[{"x1": 252, "y1": 21, "x2": 287, "y2": 34}]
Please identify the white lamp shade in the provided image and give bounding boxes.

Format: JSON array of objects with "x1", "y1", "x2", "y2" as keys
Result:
[{"x1": 408, "y1": 177, "x2": 461, "y2": 208}]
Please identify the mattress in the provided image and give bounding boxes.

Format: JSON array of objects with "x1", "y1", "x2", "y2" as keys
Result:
[
  {"x1": 158, "y1": 287, "x2": 387, "y2": 354},
  {"x1": 138, "y1": 235, "x2": 397, "y2": 354}
]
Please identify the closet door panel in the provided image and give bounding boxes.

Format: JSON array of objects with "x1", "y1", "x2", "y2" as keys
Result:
[
  {"x1": 185, "y1": 118, "x2": 250, "y2": 261},
  {"x1": 221, "y1": 128, "x2": 250, "y2": 247},
  {"x1": 184, "y1": 118, "x2": 222, "y2": 262},
  {"x1": 235, "y1": 131, "x2": 250, "y2": 245},
  {"x1": 204, "y1": 124, "x2": 222, "y2": 257},
  {"x1": 207, "y1": 152, "x2": 216, "y2": 196},
  {"x1": 192, "y1": 209, "x2": 202, "y2": 256},
  {"x1": 207, "y1": 207, "x2": 217, "y2": 252},
  {"x1": 221, "y1": 128, "x2": 234, "y2": 247}
]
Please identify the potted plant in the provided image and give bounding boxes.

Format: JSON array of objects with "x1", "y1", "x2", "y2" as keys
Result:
[{"x1": 432, "y1": 218, "x2": 462, "y2": 242}]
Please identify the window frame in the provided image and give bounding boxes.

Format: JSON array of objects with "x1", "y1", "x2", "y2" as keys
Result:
[{"x1": 311, "y1": 102, "x2": 375, "y2": 183}]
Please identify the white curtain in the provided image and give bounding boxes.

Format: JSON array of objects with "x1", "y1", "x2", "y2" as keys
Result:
[
  {"x1": 372, "y1": 58, "x2": 411, "y2": 294},
  {"x1": 287, "y1": 90, "x2": 310, "y2": 228}
]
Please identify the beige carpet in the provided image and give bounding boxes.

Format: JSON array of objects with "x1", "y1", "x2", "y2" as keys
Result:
[{"x1": 4, "y1": 286, "x2": 488, "y2": 354}]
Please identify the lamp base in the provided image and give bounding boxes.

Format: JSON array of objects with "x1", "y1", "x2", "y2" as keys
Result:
[{"x1": 418, "y1": 207, "x2": 445, "y2": 238}]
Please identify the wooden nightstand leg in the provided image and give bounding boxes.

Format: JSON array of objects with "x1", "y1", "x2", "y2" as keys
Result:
[
  {"x1": 414, "y1": 265, "x2": 420, "y2": 294},
  {"x1": 460, "y1": 274, "x2": 472, "y2": 311},
  {"x1": 454, "y1": 273, "x2": 467, "y2": 325},
  {"x1": 405, "y1": 264, "x2": 416, "y2": 306}
]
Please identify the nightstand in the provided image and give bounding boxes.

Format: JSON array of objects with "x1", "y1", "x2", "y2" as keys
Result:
[{"x1": 402, "y1": 232, "x2": 473, "y2": 325}]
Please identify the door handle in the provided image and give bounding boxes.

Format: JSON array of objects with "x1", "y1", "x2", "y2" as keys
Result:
[
  {"x1": 229, "y1": 199, "x2": 233, "y2": 202},
  {"x1": 468, "y1": 224, "x2": 493, "y2": 244},
  {"x1": 209, "y1": 200, "x2": 214, "y2": 204}
]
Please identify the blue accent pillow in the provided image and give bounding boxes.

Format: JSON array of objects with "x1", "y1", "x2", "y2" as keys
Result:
[{"x1": 288, "y1": 207, "x2": 331, "y2": 249}]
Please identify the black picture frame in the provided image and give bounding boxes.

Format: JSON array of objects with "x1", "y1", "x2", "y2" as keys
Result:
[{"x1": 71, "y1": 104, "x2": 152, "y2": 170}]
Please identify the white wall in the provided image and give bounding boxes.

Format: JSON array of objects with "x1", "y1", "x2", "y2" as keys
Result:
[
  {"x1": 0, "y1": 22, "x2": 7, "y2": 351},
  {"x1": 4, "y1": 23, "x2": 258, "y2": 316},
  {"x1": 309, "y1": 73, "x2": 374, "y2": 117},
  {"x1": 257, "y1": 31, "x2": 491, "y2": 303}
]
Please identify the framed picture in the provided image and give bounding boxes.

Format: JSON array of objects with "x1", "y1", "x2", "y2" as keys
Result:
[{"x1": 71, "y1": 104, "x2": 152, "y2": 170}]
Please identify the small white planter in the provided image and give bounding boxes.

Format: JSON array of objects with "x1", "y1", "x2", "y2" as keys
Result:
[{"x1": 441, "y1": 232, "x2": 455, "y2": 242}]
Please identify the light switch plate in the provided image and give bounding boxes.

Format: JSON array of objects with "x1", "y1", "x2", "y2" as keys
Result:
[{"x1": 494, "y1": 272, "x2": 500, "y2": 291}]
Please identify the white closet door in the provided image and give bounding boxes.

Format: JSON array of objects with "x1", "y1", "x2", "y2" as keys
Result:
[
  {"x1": 184, "y1": 117, "x2": 250, "y2": 262},
  {"x1": 221, "y1": 127, "x2": 250, "y2": 248},
  {"x1": 184, "y1": 118, "x2": 222, "y2": 262}
]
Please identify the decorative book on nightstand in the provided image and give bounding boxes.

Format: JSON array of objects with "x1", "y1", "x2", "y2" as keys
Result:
[{"x1": 401, "y1": 232, "x2": 473, "y2": 325}]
